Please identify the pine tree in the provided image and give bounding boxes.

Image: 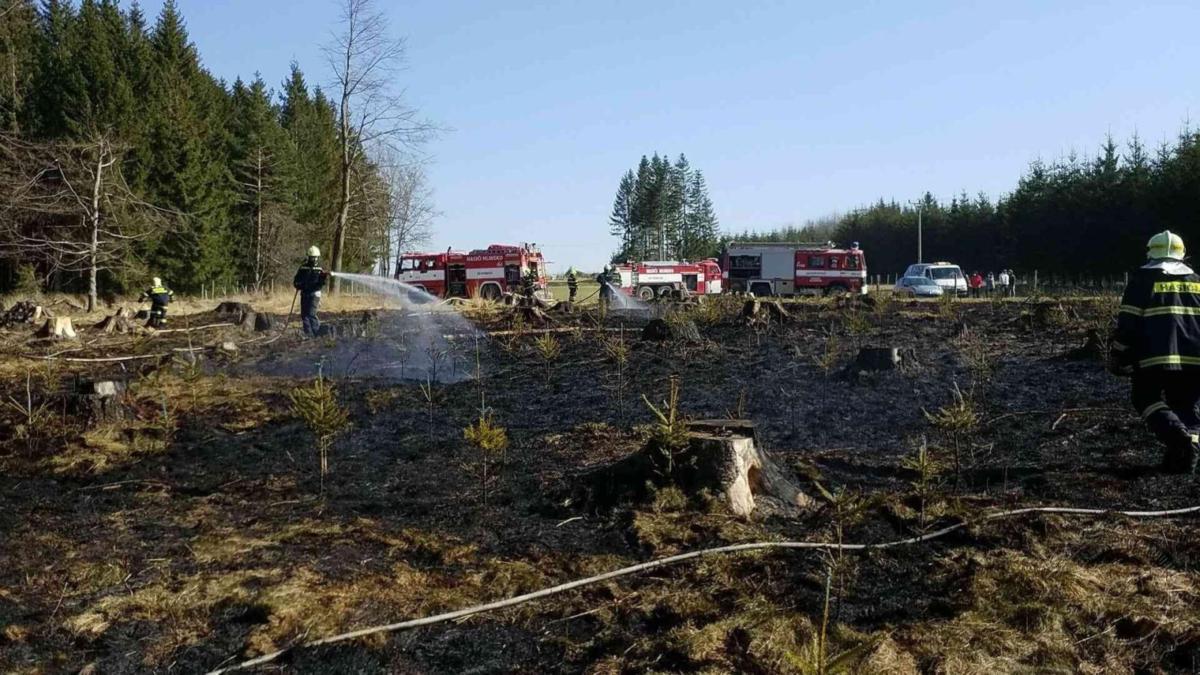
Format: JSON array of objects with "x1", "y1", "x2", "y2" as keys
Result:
[
  {"x1": 608, "y1": 169, "x2": 635, "y2": 261},
  {"x1": 684, "y1": 169, "x2": 718, "y2": 259},
  {"x1": 0, "y1": 0, "x2": 38, "y2": 132}
]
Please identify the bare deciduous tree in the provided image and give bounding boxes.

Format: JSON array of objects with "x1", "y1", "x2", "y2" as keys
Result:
[
  {"x1": 235, "y1": 145, "x2": 302, "y2": 291},
  {"x1": 0, "y1": 133, "x2": 168, "y2": 310},
  {"x1": 324, "y1": 0, "x2": 434, "y2": 291},
  {"x1": 376, "y1": 152, "x2": 436, "y2": 276}
]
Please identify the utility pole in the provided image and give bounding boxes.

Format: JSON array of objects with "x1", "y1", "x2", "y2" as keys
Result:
[{"x1": 909, "y1": 199, "x2": 924, "y2": 263}]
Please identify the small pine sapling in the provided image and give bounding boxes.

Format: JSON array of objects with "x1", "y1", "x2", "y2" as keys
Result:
[
  {"x1": 464, "y1": 410, "x2": 509, "y2": 506},
  {"x1": 288, "y1": 372, "x2": 351, "y2": 494},
  {"x1": 642, "y1": 375, "x2": 689, "y2": 478}
]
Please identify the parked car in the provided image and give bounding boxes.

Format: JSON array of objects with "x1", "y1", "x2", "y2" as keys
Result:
[
  {"x1": 894, "y1": 275, "x2": 945, "y2": 297},
  {"x1": 902, "y1": 262, "x2": 967, "y2": 296}
]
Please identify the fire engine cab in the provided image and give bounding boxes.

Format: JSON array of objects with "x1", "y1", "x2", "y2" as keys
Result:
[
  {"x1": 722, "y1": 241, "x2": 868, "y2": 296},
  {"x1": 612, "y1": 259, "x2": 723, "y2": 300},
  {"x1": 395, "y1": 243, "x2": 548, "y2": 300}
]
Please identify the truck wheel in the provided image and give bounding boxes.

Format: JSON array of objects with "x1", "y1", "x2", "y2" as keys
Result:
[
  {"x1": 825, "y1": 284, "x2": 849, "y2": 296},
  {"x1": 480, "y1": 284, "x2": 501, "y2": 301},
  {"x1": 637, "y1": 286, "x2": 655, "y2": 301},
  {"x1": 750, "y1": 282, "x2": 773, "y2": 297},
  {"x1": 657, "y1": 286, "x2": 675, "y2": 299}
]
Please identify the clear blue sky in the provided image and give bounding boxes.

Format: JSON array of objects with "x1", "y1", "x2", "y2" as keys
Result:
[{"x1": 143, "y1": 0, "x2": 1200, "y2": 271}]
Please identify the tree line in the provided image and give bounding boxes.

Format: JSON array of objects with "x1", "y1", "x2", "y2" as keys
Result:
[
  {"x1": 737, "y1": 131, "x2": 1200, "y2": 277},
  {"x1": 0, "y1": 0, "x2": 435, "y2": 309},
  {"x1": 608, "y1": 153, "x2": 720, "y2": 262}
]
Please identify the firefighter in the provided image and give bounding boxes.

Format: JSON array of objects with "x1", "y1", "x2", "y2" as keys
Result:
[
  {"x1": 566, "y1": 267, "x2": 578, "y2": 303},
  {"x1": 139, "y1": 277, "x2": 174, "y2": 328},
  {"x1": 597, "y1": 265, "x2": 614, "y2": 308},
  {"x1": 293, "y1": 246, "x2": 328, "y2": 337},
  {"x1": 522, "y1": 268, "x2": 538, "y2": 305},
  {"x1": 1109, "y1": 230, "x2": 1200, "y2": 474}
]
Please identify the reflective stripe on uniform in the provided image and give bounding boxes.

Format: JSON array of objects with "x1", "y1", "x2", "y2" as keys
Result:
[
  {"x1": 1110, "y1": 340, "x2": 1129, "y2": 352},
  {"x1": 1142, "y1": 305, "x2": 1200, "y2": 317},
  {"x1": 1152, "y1": 281, "x2": 1200, "y2": 294},
  {"x1": 1141, "y1": 401, "x2": 1170, "y2": 419},
  {"x1": 1119, "y1": 305, "x2": 1144, "y2": 317},
  {"x1": 1138, "y1": 355, "x2": 1200, "y2": 368}
]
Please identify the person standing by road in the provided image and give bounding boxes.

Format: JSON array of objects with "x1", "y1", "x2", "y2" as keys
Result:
[
  {"x1": 985, "y1": 272, "x2": 996, "y2": 297},
  {"x1": 566, "y1": 267, "x2": 578, "y2": 303},
  {"x1": 1006, "y1": 269, "x2": 1017, "y2": 297},
  {"x1": 293, "y1": 246, "x2": 327, "y2": 337},
  {"x1": 998, "y1": 269, "x2": 1010, "y2": 298},
  {"x1": 969, "y1": 271, "x2": 984, "y2": 298},
  {"x1": 1108, "y1": 230, "x2": 1200, "y2": 474}
]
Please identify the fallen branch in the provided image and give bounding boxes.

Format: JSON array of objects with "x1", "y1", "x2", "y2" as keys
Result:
[
  {"x1": 206, "y1": 502, "x2": 1200, "y2": 674},
  {"x1": 985, "y1": 407, "x2": 1124, "y2": 427},
  {"x1": 151, "y1": 322, "x2": 236, "y2": 334},
  {"x1": 17, "y1": 345, "x2": 207, "y2": 363}
]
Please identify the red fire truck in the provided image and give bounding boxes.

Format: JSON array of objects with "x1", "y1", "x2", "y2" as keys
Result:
[
  {"x1": 612, "y1": 259, "x2": 724, "y2": 300},
  {"x1": 395, "y1": 243, "x2": 548, "y2": 300},
  {"x1": 722, "y1": 241, "x2": 868, "y2": 296}
]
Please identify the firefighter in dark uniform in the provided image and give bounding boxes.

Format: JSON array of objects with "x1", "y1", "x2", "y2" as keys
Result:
[
  {"x1": 596, "y1": 265, "x2": 616, "y2": 308},
  {"x1": 1109, "y1": 230, "x2": 1200, "y2": 474},
  {"x1": 293, "y1": 245, "x2": 328, "y2": 337},
  {"x1": 139, "y1": 277, "x2": 174, "y2": 328},
  {"x1": 566, "y1": 267, "x2": 579, "y2": 303}
]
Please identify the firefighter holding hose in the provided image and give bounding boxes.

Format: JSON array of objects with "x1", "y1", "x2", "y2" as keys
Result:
[
  {"x1": 293, "y1": 246, "x2": 328, "y2": 337},
  {"x1": 1109, "y1": 230, "x2": 1200, "y2": 474}
]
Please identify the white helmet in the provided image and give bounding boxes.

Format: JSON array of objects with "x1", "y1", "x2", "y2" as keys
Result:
[
  {"x1": 1147, "y1": 230, "x2": 1185, "y2": 261},
  {"x1": 307, "y1": 245, "x2": 321, "y2": 258},
  {"x1": 152, "y1": 277, "x2": 162, "y2": 287}
]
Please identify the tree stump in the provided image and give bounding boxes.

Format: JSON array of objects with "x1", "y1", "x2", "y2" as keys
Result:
[
  {"x1": 551, "y1": 301, "x2": 576, "y2": 315},
  {"x1": 215, "y1": 301, "x2": 254, "y2": 319},
  {"x1": 35, "y1": 317, "x2": 77, "y2": 339},
  {"x1": 641, "y1": 318, "x2": 701, "y2": 342},
  {"x1": 741, "y1": 299, "x2": 790, "y2": 325},
  {"x1": 238, "y1": 310, "x2": 258, "y2": 332},
  {"x1": 95, "y1": 308, "x2": 136, "y2": 334},
  {"x1": 69, "y1": 377, "x2": 128, "y2": 426},
  {"x1": 577, "y1": 419, "x2": 814, "y2": 516},
  {"x1": 516, "y1": 305, "x2": 553, "y2": 328},
  {"x1": 1065, "y1": 329, "x2": 1106, "y2": 361},
  {"x1": 849, "y1": 347, "x2": 902, "y2": 372},
  {"x1": 678, "y1": 419, "x2": 815, "y2": 516},
  {"x1": 253, "y1": 312, "x2": 275, "y2": 332}
]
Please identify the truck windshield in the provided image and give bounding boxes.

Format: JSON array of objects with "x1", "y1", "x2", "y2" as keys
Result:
[{"x1": 930, "y1": 268, "x2": 961, "y2": 280}]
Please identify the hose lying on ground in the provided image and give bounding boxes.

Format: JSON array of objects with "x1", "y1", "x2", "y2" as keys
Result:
[{"x1": 206, "y1": 502, "x2": 1200, "y2": 674}]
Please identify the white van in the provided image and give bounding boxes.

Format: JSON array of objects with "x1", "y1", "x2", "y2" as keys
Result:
[{"x1": 902, "y1": 262, "x2": 967, "y2": 296}]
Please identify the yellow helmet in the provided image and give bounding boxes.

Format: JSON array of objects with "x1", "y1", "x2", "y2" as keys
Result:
[
  {"x1": 307, "y1": 245, "x2": 321, "y2": 258},
  {"x1": 1147, "y1": 230, "x2": 1186, "y2": 260}
]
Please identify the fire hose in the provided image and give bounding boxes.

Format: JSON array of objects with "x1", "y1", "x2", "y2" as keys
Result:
[{"x1": 206, "y1": 501, "x2": 1200, "y2": 673}]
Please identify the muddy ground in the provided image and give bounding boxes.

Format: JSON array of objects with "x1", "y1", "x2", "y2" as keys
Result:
[{"x1": 1, "y1": 293, "x2": 1198, "y2": 674}]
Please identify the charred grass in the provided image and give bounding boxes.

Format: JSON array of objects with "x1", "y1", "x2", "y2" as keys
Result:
[{"x1": 1, "y1": 295, "x2": 1198, "y2": 673}]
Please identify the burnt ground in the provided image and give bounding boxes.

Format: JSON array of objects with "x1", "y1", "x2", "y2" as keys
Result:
[{"x1": 1, "y1": 294, "x2": 1198, "y2": 674}]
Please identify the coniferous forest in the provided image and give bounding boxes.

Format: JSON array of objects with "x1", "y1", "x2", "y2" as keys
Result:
[
  {"x1": 608, "y1": 153, "x2": 720, "y2": 263},
  {"x1": 738, "y1": 132, "x2": 1200, "y2": 276},
  {"x1": 0, "y1": 0, "x2": 434, "y2": 308}
]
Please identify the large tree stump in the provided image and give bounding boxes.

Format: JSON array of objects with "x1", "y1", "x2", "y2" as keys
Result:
[
  {"x1": 577, "y1": 419, "x2": 814, "y2": 517},
  {"x1": 35, "y1": 317, "x2": 77, "y2": 339},
  {"x1": 215, "y1": 301, "x2": 254, "y2": 319},
  {"x1": 253, "y1": 312, "x2": 275, "y2": 332},
  {"x1": 95, "y1": 307, "x2": 136, "y2": 334},
  {"x1": 678, "y1": 419, "x2": 815, "y2": 516},
  {"x1": 69, "y1": 377, "x2": 128, "y2": 425},
  {"x1": 741, "y1": 298, "x2": 790, "y2": 325}
]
